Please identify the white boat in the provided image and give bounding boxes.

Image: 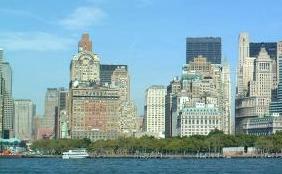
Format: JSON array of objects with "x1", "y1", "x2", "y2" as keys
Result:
[{"x1": 62, "y1": 149, "x2": 89, "y2": 159}]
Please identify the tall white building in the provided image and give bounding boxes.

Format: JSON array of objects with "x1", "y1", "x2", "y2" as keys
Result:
[
  {"x1": 144, "y1": 85, "x2": 166, "y2": 138},
  {"x1": 14, "y1": 99, "x2": 34, "y2": 140},
  {"x1": 237, "y1": 32, "x2": 250, "y2": 96}
]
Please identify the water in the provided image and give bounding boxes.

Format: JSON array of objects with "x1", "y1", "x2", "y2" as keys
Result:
[{"x1": 1, "y1": 158, "x2": 282, "y2": 174}]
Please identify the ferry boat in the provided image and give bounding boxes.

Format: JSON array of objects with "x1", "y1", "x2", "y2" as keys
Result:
[{"x1": 62, "y1": 149, "x2": 89, "y2": 159}]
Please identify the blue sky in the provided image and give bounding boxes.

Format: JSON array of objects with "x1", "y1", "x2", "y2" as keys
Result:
[{"x1": 0, "y1": 0, "x2": 282, "y2": 115}]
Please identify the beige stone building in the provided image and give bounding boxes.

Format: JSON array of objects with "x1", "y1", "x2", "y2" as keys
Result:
[{"x1": 144, "y1": 85, "x2": 166, "y2": 138}]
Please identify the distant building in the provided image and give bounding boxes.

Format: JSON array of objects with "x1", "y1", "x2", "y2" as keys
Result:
[
  {"x1": 120, "y1": 101, "x2": 137, "y2": 135},
  {"x1": 167, "y1": 55, "x2": 231, "y2": 137},
  {"x1": 236, "y1": 48, "x2": 273, "y2": 133},
  {"x1": 0, "y1": 48, "x2": 14, "y2": 139},
  {"x1": 14, "y1": 99, "x2": 35, "y2": 140},
  {"x1": 242, "y1": 114, "x2": 282, "y2": 136},
  {"x1": 100, "y1": 64, "x2": 128, "y2": 85},
  {"x1": 250, "y1": 42, "x2": 277, "y2": 60},
  {"x1": 186, "y1": 37, "x2": 221, "y2": 64},
  {"x1": 177, "y1": 103, "x2": 222, "y2": 136},
  {"x1": 250, "y1": 42, "x2": 278, "y2": 90},
  {"x1": 70, "y1": 86, "x2": 121, "y2": 140},
  {"x1": 144, "y1": 85, "x2": 166, "y2": 138},
  {"x1": 69, "y1": 33, "x2": 133, "y2": 141},
  {"x1": 165, "y1": 77, "x2": 181, "y2": 137},
  {"x1": 111, "y1": 66, "x2": 130, "y2": 102},
  {"x1": 270, "y1": 41, "x2": 282, "y2": 115}
]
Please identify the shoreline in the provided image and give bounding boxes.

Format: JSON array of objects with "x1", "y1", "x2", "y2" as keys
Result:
[{"x1": 12, "y1": 154, "x2": 282, "y2": 159}]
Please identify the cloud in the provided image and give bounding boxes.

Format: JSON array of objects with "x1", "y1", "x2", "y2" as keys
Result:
[
  {"x1": 59, "y1": 6, "x2": 107, "y2": 30},
  {"x1": 0, "y1": 32, "x2": 74, "y2": 51}
]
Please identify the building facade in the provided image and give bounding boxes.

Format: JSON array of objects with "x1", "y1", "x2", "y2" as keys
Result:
[
  {"x1": 0, "y1": 49, "x2": 14, "y2": 139},
  {"x1": 173, "y1": 56, "x2": 231, "y2": 136},
  {"x1": 186, "y1": 37, "x2": 221, "y2": 64},
  {"x1": 14, "y1": 99, "x2": 34, "y2": 140},
  {"x1": 69, "y1": 33, "x2": 136, "y2": 141},
  {"x1": 235, "y1": 32, "x2": 276, "y2": 134},
  {"x1": 144, "y1": 85, "x2": 166, "y2": 138},
  {"x1": 111, "y1": 66, "x2": 130, "y2": 102},
  {"x1": 100, "y1": 64, "x2": 128, "y2": 85},
  {"x1": 165, "y1": 77, "x2": 181, "y2": 137},
  {"x1": 242, "y1": 114, "x2": 282, "y2": 136},
  {"x1": 178, "y1": 103, "x2": 222, "y2": 136}
]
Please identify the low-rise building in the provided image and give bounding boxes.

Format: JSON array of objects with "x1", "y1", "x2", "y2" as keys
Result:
[
  {"x1": 242, "y1": 114, "x2": 282, "y2": 135},
  {"x1": 177, "y1": 103, "x2": 222, "y2": 137}
]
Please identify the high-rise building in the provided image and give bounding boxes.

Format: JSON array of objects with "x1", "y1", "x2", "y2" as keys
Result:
[
  {"x1": 165, "y1": 77, "x2": 181, "y2": 137},
  {"x1": 270, "y1": 41, "x2": 282, "y2": 115},
  {"x1": 14, "y1": 99, "x2": 35, "y2": 140},
  {"x1": 175, "y1": 56, "x2": 231, "y2": 136},
  {"x1": 250, "y1": 42, "x2": 278, "y2": 91},
  {"x1": 236, "y1": 48, "x2": 273, "y2": 133},
  {"x1": 44, "y1": 88, "x2": 60, "y2": 128},
  {"x1": 0, "y1": 49, "x2": 14, "y2": 139},
  {"x1": 120, "y1": 101, "x2": 137, "y2": 134},
  {"x1": 235, "y1": 32, "x2": 280, "y2": 134},
  {"x1": 35, "y1": 87, "x2": 66, "y2": 139},
  {"x1": 237, "y1": 33, "x2": 250, "y2": 96},
  {"x1": 100, "y1": 64, "x2": 128, "y2": 85},
  {"x1": 144, "y1": 85, "x2": 166, "y2": 138},
  {"x1": 111, "y1": 66, "x2": 130, "y2": 102},
  {"x1": 70, "y1": 34, "x2": 100, "y2": 84},
  {"x1": 69, "y1": 33, "x2": 130, "y2": 141},
  {"x1": 186, "y1": 37, "x2": 221, "y2": 64}
]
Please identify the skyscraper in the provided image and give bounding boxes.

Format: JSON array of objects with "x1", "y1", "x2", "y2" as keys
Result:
[
  {"x1": 270, "y1": 41, "x2": 282, "y2": 115},
  {"x1": 250, "y1": 42, "x2": 278, "y2": 91},
  {"x1": 186, "y1": 37, "x2": 221, "y2": 64},
  {"x1": 14, "y1": 99, "x2": 35, "y2": 140},
  {"x1": 44, "y1": 88, "x2": 60, "y2": 127},
  {"x1": 70, "y1": 34, "x2": 100, "y2": 84},
  {"x1": 0, "y1": 49, "x2": 14, "y2": 139},
  {"x1": 174, "y1": 56, "x2": 231, "y2": 136},
  {"x1": 236, "y1": 48, "x2": 273, "y2": 133},
  {"x1": 235, "y1": 33, "x2": 278, "y2": 134},
  {"x1": 165, "y1": 77, "x2": 181, "y2": 137},
  {"x1": 237, "y1": 32, "x2": 250, "y2": 97},
  {"x1": 144, "y1": 85, "x2": 166, "y2": 138},
  {"x1": 69, "y1": 33, "x2": 123, "y2": 141}
]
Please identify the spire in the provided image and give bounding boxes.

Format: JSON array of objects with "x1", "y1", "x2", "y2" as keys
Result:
[{"x1": 78, "y1": 33, "x2": 92, "y2": 52}]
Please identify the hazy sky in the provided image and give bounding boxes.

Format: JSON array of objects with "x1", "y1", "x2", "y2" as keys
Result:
[{"x1": 0, "y1": 0, "x2": 281, "y2": 115}]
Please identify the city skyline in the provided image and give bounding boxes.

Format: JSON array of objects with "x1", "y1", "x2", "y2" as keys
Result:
[{"x1": 1, "y1": 0, "x2": 282, "y2": 115}]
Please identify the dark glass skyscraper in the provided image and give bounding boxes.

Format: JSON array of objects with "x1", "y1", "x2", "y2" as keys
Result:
[
  {"x1": 249, "y1": 42, "x2": 277, "y2": 59},
  {"x1": 186, "y1": 37, "x2": 221, "y2": 64}
]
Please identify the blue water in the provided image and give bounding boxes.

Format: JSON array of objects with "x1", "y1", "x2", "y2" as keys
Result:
[{"x1": 1, "y1": 158, "x2": 282, "y2": 174}]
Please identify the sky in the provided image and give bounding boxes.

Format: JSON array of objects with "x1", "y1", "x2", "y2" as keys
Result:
[{"x1": 0, "y1": 0, "x2": 282, "y2": 116}]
